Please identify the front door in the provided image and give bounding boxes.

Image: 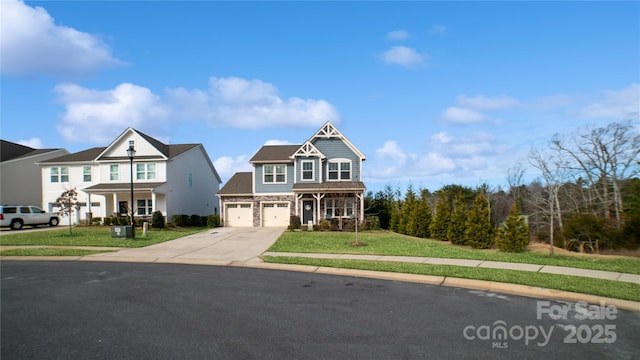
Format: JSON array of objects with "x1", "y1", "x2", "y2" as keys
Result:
[
  {"x1": 119, "y1": 201, "x2": 128, "y2": 216},
  {"x1": 302, "y1": 200, "x2": 314, "y2": 226}
]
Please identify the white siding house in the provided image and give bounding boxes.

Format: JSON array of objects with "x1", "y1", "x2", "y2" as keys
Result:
[{"x1": 39, "y1": 128, "x2": 221, "y2": 224}]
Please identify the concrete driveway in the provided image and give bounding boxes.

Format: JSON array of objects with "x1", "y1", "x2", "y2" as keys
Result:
[{"x1": 85, "y1": 227, "x2": 286, "y2": 264}]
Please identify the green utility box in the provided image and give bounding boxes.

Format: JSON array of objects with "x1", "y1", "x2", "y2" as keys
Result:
[{"x1": 110, "y1": 225, "x2": 135, "y2": 239}]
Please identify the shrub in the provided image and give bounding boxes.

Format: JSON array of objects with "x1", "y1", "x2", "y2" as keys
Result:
[
  {"x1": 496, "y1": 203, "x2": 529, "y2": 252},
  {"x1": 367, "y1": 215, "x2": 381, "y2": 230},
  {"x1": 320, "y1": 220, "x2": 330, "y2": 231},
  {"x1": 152, "y1": 211, "x2": 165, "y2": 228},
  {"x1": 171, "y1": 214, "x2": 189, "y2": 227},
  {"x1": 207, "y1": 214, "x2": 221, "y2": 228},
  {"x1": 289, "y1": 215, "x2": 301, "y2": 230},
  {"x1": 190, "y1": 214, "x2": 203, "y2": 227}
]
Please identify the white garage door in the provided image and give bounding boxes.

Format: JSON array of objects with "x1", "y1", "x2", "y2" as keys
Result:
[
  {"x1": 225, "y1": 203, "x2": 252, "y2": 227},
  {"x1": 262, "y1": 203, "x2": 290, "y2": 227}
]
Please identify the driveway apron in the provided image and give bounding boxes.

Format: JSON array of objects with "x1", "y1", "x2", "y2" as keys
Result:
[{"x1": 87, "y1": 227, "x2": 285, "y2": 263}]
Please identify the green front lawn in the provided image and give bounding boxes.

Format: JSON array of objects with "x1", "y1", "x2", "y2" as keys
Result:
[
  {"x1": 0, "y1": 248, "x2": 115, "y2": 256},
  {"x1": 0, "y1": 226, "x2": 205, "y2": 248},
  {"x1": 264, "y1": 256, "x2": 640, "y2": 302},
  {"x1": 268, "y1": 231, "x2": 640, "y2": 274}
]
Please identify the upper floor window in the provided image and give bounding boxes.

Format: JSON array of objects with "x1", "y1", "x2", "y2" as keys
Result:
[
  {"x1": 302, "y1": 161, "x2": 314, "y2": 181},
  {"x1": 110, "y1": 164, "x2": 119, "y2": 181},
  {"x1": 83, "y1": 166, "x2": 92, "y2": 182},
  {"x1": 328, "y1": 160, "x2": 351, "y2": 181},
  {"x1": 264, "y1": 164, "x2": 286, "y2": 184},
  {"x1": 50, "y1": 167, "x2": 69, "y2": 183},
  {"x1": 136, "y1": 163, "x2": 156, "y2": 180}
]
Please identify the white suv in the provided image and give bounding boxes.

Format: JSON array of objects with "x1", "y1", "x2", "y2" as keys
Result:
[{"x1": 0, "y1": 205, "x2": 60, "y2": 230}]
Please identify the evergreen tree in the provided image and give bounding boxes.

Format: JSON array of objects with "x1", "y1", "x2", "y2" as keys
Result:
[
  {"x1": 447, "y1": 194, "x2": 468, "y2": 245},
  {"x1": 465, "y1": 191, "x2": 494, "y2": 249},
  {"x1": 401, "y1": 186, "x2": 417, "y2": 236},
  {"x1": 496, "y1": 202, "x2": 530, "y2": 252},
  {"x1": 429, "y1": 194, "x2": 450, "y2": 240},
  {"x1": 408, "y1": 188, "x2": 432, "y2": 238}
]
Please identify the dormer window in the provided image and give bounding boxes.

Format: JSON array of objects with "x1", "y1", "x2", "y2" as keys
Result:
[
  {"x1": 264, "y1": 164, "x2": 286, "y2": 184},
  {"x1": 328, "y1": 160, "x2": 351, "y2": 181},
  {"x1": 302, "y1": 160, "x2": 314, "y2": 181}
]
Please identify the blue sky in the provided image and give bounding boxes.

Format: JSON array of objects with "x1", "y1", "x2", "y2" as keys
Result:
[{"x1": 2, "y1": 0, "x2": 639, "y2": 194}]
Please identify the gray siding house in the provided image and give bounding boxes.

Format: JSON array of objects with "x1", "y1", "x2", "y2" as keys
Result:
[
  {"x1": 0, "y1": 140, "x2": 69, "y2": 206},
  {"x1": 218, "y1": 122, "x2": 366, "y2": 227}
]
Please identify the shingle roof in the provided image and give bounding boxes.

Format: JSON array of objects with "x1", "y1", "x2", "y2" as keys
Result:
[
  {"x1": 0, "y1": 140, "x2": 63, "y2": 162},
  {"x1": 217, "y1": 172, "x2": 253, "y2": 195},
  {"x1": 249, "y1": 145, "x2": 300, "y2": 163},
  {"x1": 40, "y1": 147, "x2": 106, "y2": 163},
  {"x1": 40, "y1": 144, "x2": 199, "y2": 163},
  {"x1": 293, "y1": 181, "x2": 366, "y2": 192},
  {"x1": 83, "y1": 182, "x2": 166, "y2": 192}
]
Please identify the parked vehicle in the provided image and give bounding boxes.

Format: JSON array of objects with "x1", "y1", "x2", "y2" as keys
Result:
[{"x1": 0, "y1": 205, "x2": 59, "y2": 230}]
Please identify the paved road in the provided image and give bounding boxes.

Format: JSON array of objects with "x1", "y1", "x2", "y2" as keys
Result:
[{"x1": 2, "y1": 261, "x2": 638, "y2": 360}]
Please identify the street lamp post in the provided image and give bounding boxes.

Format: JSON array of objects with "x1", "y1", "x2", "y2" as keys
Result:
[{"x1": 127, "y1": 141, "x2": 136, "y2": 238}]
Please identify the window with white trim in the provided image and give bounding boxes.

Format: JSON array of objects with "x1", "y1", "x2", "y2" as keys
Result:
[
  {"x1": 83, "y1": 166, "x2": 92, "y2": 182},
  {"x1": 136, "y1": 163, "x2": 156, "y2": 180},
  {"x1": 328, "y1": 160, "x2": 351, "y2": 181},
  {"x1": 137, "y1": 199, "x2": 153, "y2": 216},
  {"x1": 50, "y1": 167, "x2": 69, "y2": 183},
  {"x1": 302, "y1": 160, "x2": 314, "y2": 181},
  {"x1": 325, "y1": 198, "x2": 355, "y2": 218},
  {"x1": 110, "y1": 164, "x2": 119, "y2": 181},
  {"x1": 263, "y1": 164, "x2": 286, "y2": 184}
]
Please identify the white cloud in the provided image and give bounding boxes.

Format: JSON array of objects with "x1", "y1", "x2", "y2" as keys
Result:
[
  {"x1": 54, "y1": 82, "x2": 171, "y2": 143},
  {"x1": 18, "y1": 138, "x2": 45, "y2": 149},
  {"x1": 441, "y1": 107, "x2": 486, "y2": 124},
  {"x1": 167, "y1": 77, "x2": 340, "y2": 128},
  {"x1": 213, "y1": 155, "x2": 252, "y2": 181},
  {"x1": 579, "y1": 83, "x2": 640, "y2": 120},
  {"x1": 381, "y1": 46, "x2": 426, "y2": 68},
  {"x1": 376, "y1": 140, "x2": 408, "y2": 166},
  {"x1": 264, "y1": 139, "x2": 295, "y2": 146},
  {"x1": 0, "y1": 0, "x2": 125, "y2": 77},
  {"x1": 386, "y1": 30, "x2": 410, "y2": 40},
  {"x1": 456, "y1": 95, "x2": 520, "y2": 111},
  {"x1": 367, "y1": 132, "x2": 508, "y2": 185},
  {"x1": 54, "y1": 76, "x2": 340, "y2": 144}
]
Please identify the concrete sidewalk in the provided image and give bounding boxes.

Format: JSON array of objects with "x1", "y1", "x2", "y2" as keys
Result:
[{"x1": 262, "y1": 252, "x2": 640, "y2": 285}]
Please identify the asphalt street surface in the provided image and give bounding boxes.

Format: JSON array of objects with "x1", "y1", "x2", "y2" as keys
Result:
[{"x1": 2, "y1": 261, "x2": 639, "y2": 359}]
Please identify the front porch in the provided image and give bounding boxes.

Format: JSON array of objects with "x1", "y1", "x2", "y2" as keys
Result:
[
  {"x1": 293, "y1": 182, "x2": 366, "y2": 227},
  {"x1": 83, "y1": 182, "x2": 166, "y2": 222}
]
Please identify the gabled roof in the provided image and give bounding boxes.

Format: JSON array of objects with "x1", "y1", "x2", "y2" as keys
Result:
[
  {"x1": 96, "y1": 127, "x2": 170, "y2": 160},
  {"x1": 306, "y1": 121, "x2": 366, "y2": 160},
  {"x1": 250, "y1": 145, "x2": 300, "y2": 163},
  {"x1": 291, "y1": 141, "x2": 325, "y2": 159},
  {"x1": 217, "y1": 172, "x2": 253, "y2": 196},
  {"x1": 0, "y1": 140, "x2": 65, "y2": 162}
]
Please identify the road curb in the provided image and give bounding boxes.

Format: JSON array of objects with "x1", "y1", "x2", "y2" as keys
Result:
[{"x1": 2, "y1": 256, "x2": 639, "y2": 312}]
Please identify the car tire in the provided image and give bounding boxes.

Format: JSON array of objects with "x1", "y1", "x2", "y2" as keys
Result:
[
  {"x1": 10, "y1": 220, "x2": 23, "y2": 230},
  {"x1": 49, "y1": 218, "x2": 59, "y2": 227}
]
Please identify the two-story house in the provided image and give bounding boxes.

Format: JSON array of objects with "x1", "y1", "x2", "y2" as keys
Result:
[
  {"x1": 1, "y1": 140, "x2": 69, "y2": 206},
  {"x1": 218, "y1": 122, "x2": 366, "y2": 227},
  {"x1": 39, "y1": 128, "x2": 222, "y2": 224}
]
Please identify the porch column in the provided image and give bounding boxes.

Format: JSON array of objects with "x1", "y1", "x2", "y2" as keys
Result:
[
  {"x1": 358, "y1": 192, "x2": 364, "y2": 221},
  {"x1": 152, "y1": 192, "x2": 157, "y2": 213},
  {"x1": 296, "y1": 194, "x2": 304, "y2": 219},
  {"x1": 112, "y1": 193, "x2": 118, "y2": 216}
]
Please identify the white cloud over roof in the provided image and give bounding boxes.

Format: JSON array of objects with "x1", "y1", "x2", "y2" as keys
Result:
[{"x1": 0, "y1": 0, "x2": 125, "y2": 77}]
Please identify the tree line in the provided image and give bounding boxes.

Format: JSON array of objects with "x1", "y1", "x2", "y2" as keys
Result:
[{"x1": 365, "y1": 120, "x2": 639, "y2": 253}]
